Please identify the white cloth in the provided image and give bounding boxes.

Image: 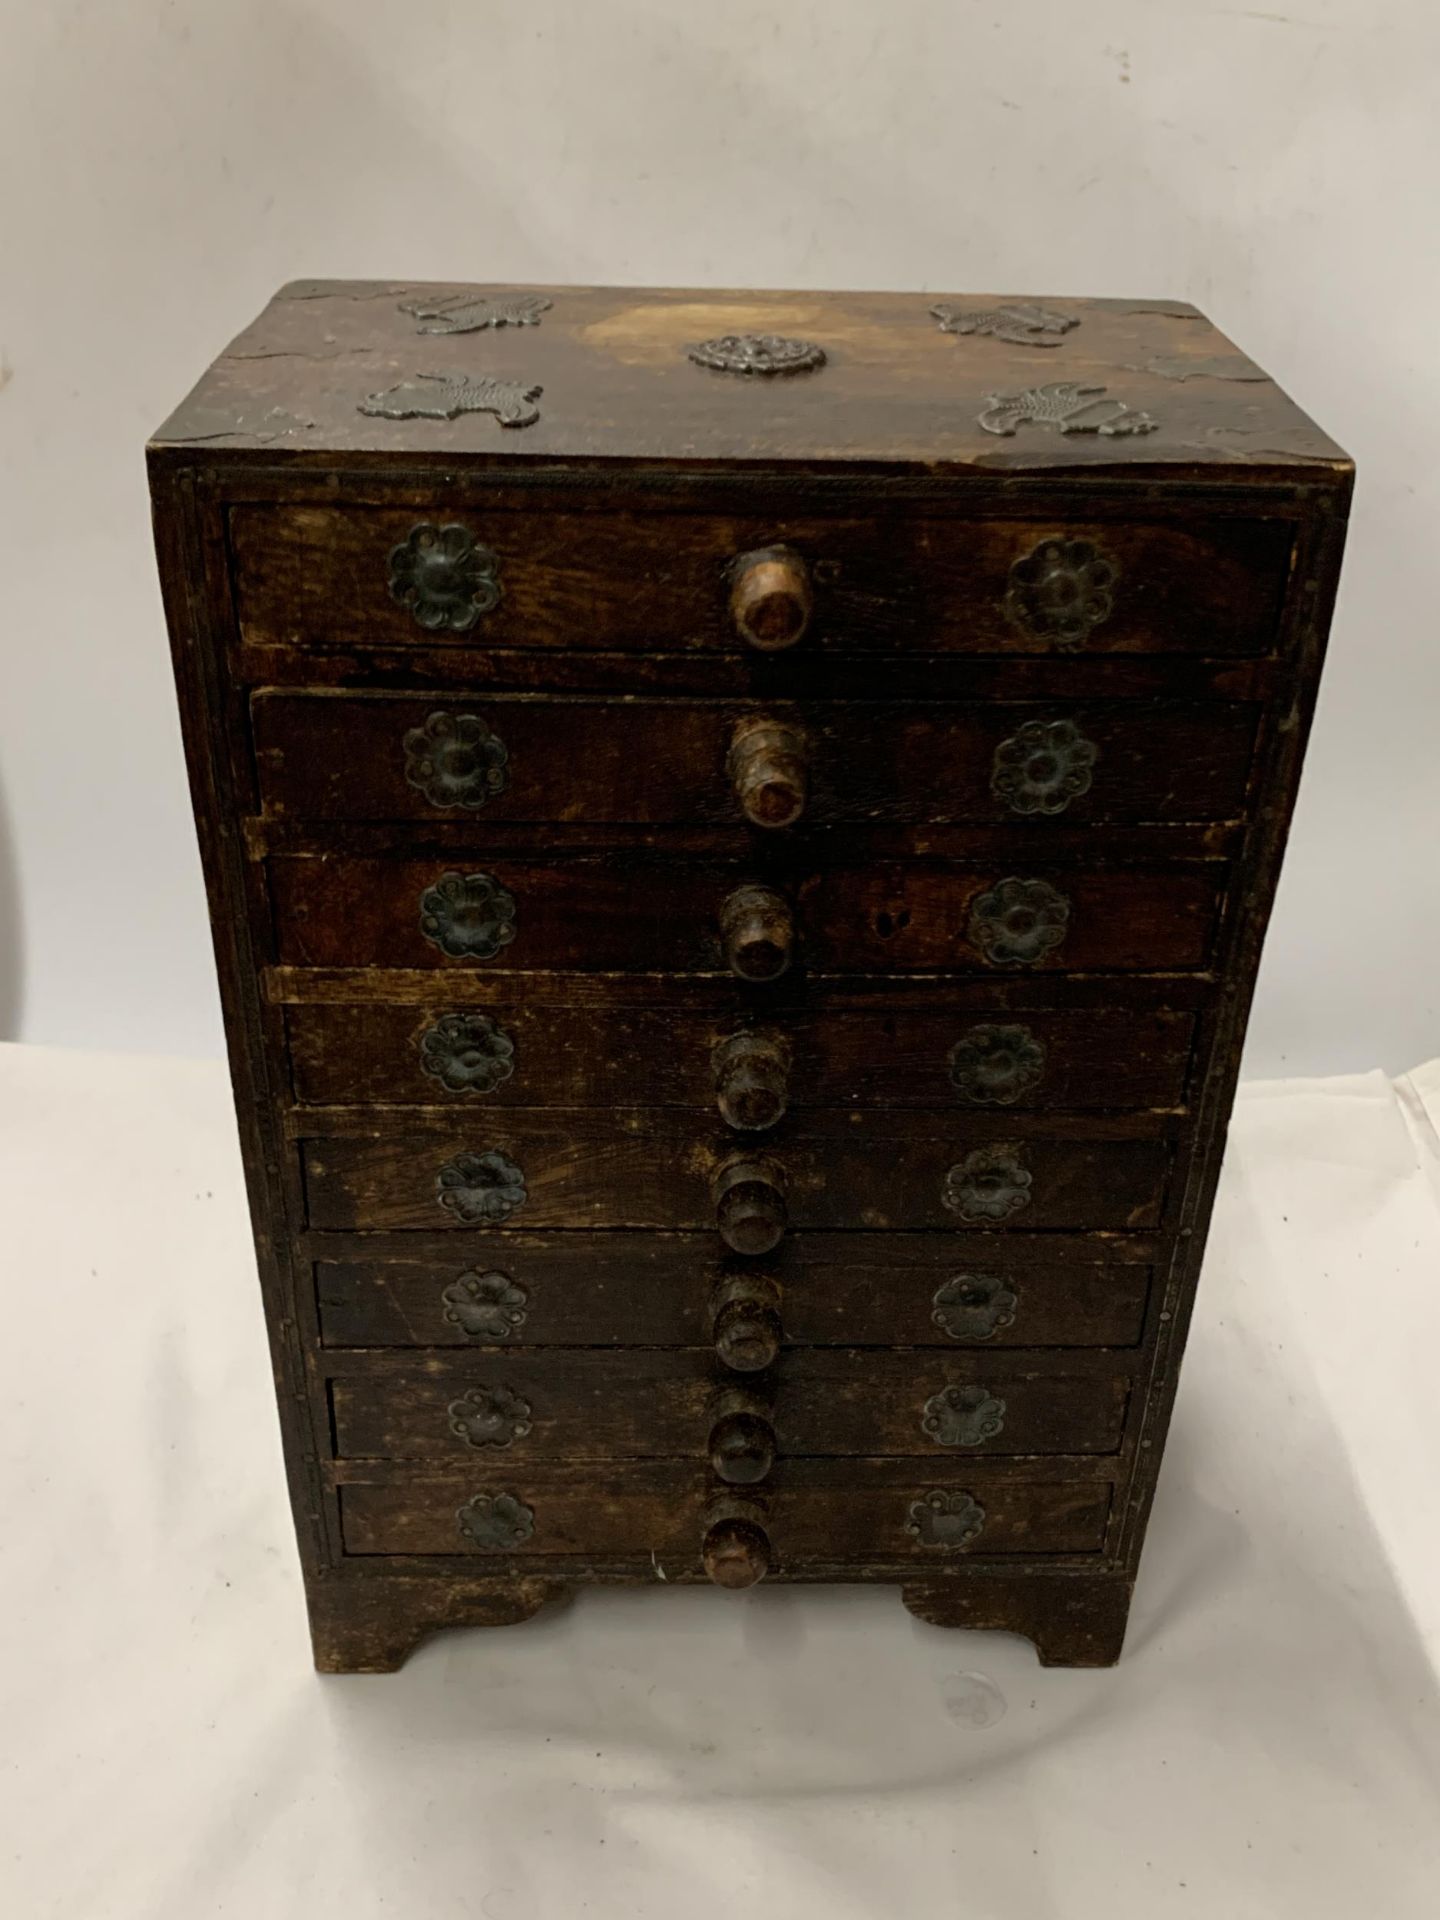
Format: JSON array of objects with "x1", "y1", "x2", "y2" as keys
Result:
[{"x1": 2, "y1": 1042, "x2": 1438, "y2": 1919}]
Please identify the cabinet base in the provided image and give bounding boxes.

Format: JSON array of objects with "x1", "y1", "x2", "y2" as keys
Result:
[
  {"x1": 306, "y1": 1573, "x2": 567, "y2": 1673},
  {"x1": 305, "y1": 1569, "x2": 1133, "y2": 1672},
  {"x1": 902, "y1": 1571, "x2": 1134, "y2": 1666}
]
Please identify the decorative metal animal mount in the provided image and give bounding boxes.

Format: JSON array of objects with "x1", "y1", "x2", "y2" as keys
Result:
[
  {"x1": 978, "y1": 382, "x2": 1157, "y2": 438},
  {"x1": 398, "y1": 291, "x2": 552, "y2": 335},
  {"x1": 359, "y1": 372, "x2": 542, "y2": 429},
  {"x1": 931, "y1": 302, "x2": 1078, "y2": 348}
]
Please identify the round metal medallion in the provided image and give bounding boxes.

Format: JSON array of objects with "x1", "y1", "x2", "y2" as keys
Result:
[{"x1": 687, "y1": 334, "x2": 826, "y2": 376}]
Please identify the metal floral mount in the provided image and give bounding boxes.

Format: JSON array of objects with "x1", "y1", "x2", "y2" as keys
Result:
[
  {"x1": 456, "y1": 1491, "x2": 534, "y2": 1551},
  {"x1": 943, "y1": 1144, "x2": 1033, "y2": 1224},
  {"x1": 921, "y1": 1384, "x2": 1008, "y2": 1448},
  {"x1": 435, "y1": 1149, "x2": 528, "y2": 1225},
  {"x1": 968, "y1": 876, "x2": 1071, "y2": 968},
  {"x1": 932, "y1": 1273, "x2": 1020, "y2": 1342},
  {"x1": 947, "y1": 1022, "x2": 1047, "y2": 1105},
  {"x1": 931, "y1": 302, "x2": 1078, "y2": 348},
  {"x1": 979, "y1": 381, "x2": 1157, "y2": 438},
  {"x1": 448, "y1": 1384, "x2": 533, "y2": 1451},
  {"x1": 387, "y1": 521, "x2": 501, "y2": 634},
  {"x1": 398, "y1": 291, "x2": 552, "y2": 335},
  {"x1": 418, "y1": 1011, "x2": 517, "y2": 1095},
  {"x1": 418, "y1": 870, "x2": 518, "y2": 961},
  {"x1": 991, "y1": 718, "x2": 1098, "y2": 816},
  {"x1": 440, "y1": 1269, "x2": 529, "y2": 1341},
  {"x1": 359, "y1": 371, "x2": 542, "y2": 429},
  {"x1": 1005, "y1": 536, "x2": 1118, "y2": 648},
  {"x1": 403, "y1": 710, "x2": 510, "y2": 810},
  {"x1": 905, "y1": 1490, "x2": 986, "y2": 1550},
  {"x1": 688, "y1": 334, "x2": 826, "y2": 376}
]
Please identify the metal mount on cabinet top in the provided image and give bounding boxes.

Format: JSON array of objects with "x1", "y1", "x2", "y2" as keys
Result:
[
  {"x1": 688, "y1": 334, "x2": 827, "y2": 376},
  {"x1": 931, "y1": 302, "x2": 1079, "y2": 348},
  {"x1": 979, "y1": 382, "x2": 1157, "y2": 438},
  {"x1": 359, "y1": 372, "x2": 543, "y2": 429},
  {"x1": 398, "y1": 291, "x2": 553, "y2": 335}
]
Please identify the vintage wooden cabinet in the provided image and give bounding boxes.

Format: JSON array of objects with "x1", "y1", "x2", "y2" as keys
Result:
[{"x1": 150, "y1": 284, "x2": 1350, "y2": 1670}]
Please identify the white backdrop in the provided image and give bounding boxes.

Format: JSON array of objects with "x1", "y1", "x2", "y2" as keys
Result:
[{"x1": 1, "y1": 0, "x2": 1436, "y2": 1070}]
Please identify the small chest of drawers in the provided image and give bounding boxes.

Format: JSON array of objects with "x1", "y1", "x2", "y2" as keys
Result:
[{"x1": 150, "y1": 283, "x2": 1350, "y2": 1670}]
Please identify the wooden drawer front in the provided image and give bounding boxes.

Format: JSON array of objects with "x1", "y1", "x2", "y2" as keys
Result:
[
  {"x1": 316, "y1": 1233, "x2": 1153, "y2": 1351},
  {"x1": 231, "y1": 506, "x2": 1289, "y2": 659},
  {"x1": 251, "y1": 693, "x2": 1258, "y2": 827},
  {"x1": 330, "y1": 1352, "x2": 1130, "y2": 1462},
  {"x1": 338, "y1": 1462, "x2": 1113, "y2": 1562},
  {"x1": 287, "y1": 1001, "x2": 1194, "y2": 1113},
  {"x1": 269, "y1": 856, "x2": 1223, "y2": 975},
  {"x1": 300, "y1": 1116, "x2": 1168, "y2": 1233}
]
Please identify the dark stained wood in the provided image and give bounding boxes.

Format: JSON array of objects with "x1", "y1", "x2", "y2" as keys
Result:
[
  {"x1": 337, "y1": 1459, "x2": 1115, "y2": 1561},
  {"x1": 307, "y1": 1573, "x2": 565, "y2": 1672},
  {"x1": 269, "y1": 854, "x2": 1224, "y2": 975},
  {"x1": 901, "y1": 1572, "x2": 1133, "y2": 1666},
  {"x1": 151, "y1": 280, "x2": 1351, "y2": 1670},
  {"x1": 151, "y1": 282, "x2": 1347, "y2": 477},
  {"x1": 284, "y1": 1001, "x2": 1195, "y2": 1111},
  {"x1": 329, "y1": 1350, "x2": 1131, "y2": 1461},
  {"x1": 312, "y1": 1232, "x2": 1154, "y2": 1352},
  {"x1": 230, "y1": 503, "x2": 1292, "y2": 659},
  {"x1": 251, "y1": 693, "x2": 1259, "y2": 827},
  {"x1": 299, "y1": 1114, "x2": 1171, "y2": 1233}
]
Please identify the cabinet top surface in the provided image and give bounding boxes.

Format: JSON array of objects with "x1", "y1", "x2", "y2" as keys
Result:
[{"x1": 150, "y1": 281, "x2": 1349, "y2": 480}]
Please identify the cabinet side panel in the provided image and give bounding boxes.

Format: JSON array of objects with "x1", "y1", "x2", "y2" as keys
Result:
[
  {"x1": 148, "y1": 454, "x2": 338, "y2": 1579},
  {"x1": 1114, "y1": 475, "x2": 1354, "y2": 1571}
]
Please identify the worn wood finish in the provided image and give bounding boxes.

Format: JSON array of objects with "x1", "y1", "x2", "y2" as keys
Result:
[
  {"x1": 312, "y1": 1232, "x2": 1154, "y2": 1351},
  {"x1": 252, "y1": 693, "x2": 1258, "y2": 827},
  {"x1": 152, "y1": 282, "x2": 1350, "y2": 1670},
  {"x1": 329, "y1": 1350, "x2": 1131, "y2": 1461},
  {"x1": 284, "y1": 1000, "x2": 1195, "y2": 1111},
  {"x1": 338, "y1": 1461, "x2": 1115, "y2": 1562},
  {"x1": 300, "y1": 1114, "x2": 1171, "y2": 1233},
  {"x1": 901, "y1": 1572, "x2": 1134, "y2": 1666},
  {"x1": 156, "y1": 284, "x2": 1345, "y2": 476},
  {"x1": 269, "y1": 854, "x2": 1224, "y2": 975},
  {"x1": 231, "y1": 504, "x2": 1291, "y2": 659}
]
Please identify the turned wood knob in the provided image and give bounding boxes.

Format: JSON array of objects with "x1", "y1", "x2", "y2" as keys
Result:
[
  {"x1": 729, "y1": 546, "x2": 812, "y2": 652},
  {"x1": 727, "y1": 715, "x2": 809, "y2": 829},
  {"x1": 701, "y1": 1502, "x2": 772, "y2": 1589},
  {"x1": 719, "y1": 884, "x2": 794, "y2": 982},
  {"x1": 713, "y1": 1030, "x2": 790, "y2": 1131},
  {"x1": 713, "y1": 1154, "x2": 788, "y2": 1256},
  {"x1": 710, "y1": 1275, "x2": 783, "y2": 1372},
  {"x1": 707, "y1": 1390, "x2": 776, "y2": 1486}
]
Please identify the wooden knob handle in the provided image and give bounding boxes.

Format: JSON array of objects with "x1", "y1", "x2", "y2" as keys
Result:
[
  {"x1": 713, "y1": 1154, "x2": 788, "y2": 1256},
  {"x1": 710, "y1": 1275, "x2": 783, "y2": 1372},
  {"x1": 729, "y1": 546, "x2": 812, "y2": 651},
  {"x1": 707, "y1": 1390, "x2": 776, "y2": 1486},
  {"x1": 713, "y1": 1030, "x2": 790, "y2": 1132},
  {"x1": 727, "y1": 716, "x2": 809, "y2": 829},
  {"x1": 719, "y1": 885, "x2": 794, "y2": 982},
  {"x1": 701, "y1": 1501, "x2": 772, "y2": 1589}
]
